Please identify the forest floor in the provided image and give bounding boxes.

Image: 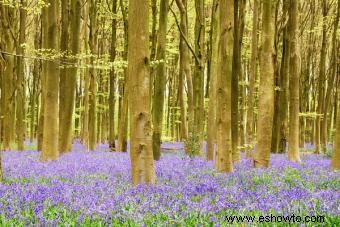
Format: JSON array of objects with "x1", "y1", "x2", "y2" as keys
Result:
[{"x1": 0, "y1": 142, "x2": 339, "y2": 226}]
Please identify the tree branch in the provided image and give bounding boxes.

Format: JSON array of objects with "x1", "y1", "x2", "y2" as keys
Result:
[{"x1": 169, "y1": 6, "x2": 201, "y2": 67}]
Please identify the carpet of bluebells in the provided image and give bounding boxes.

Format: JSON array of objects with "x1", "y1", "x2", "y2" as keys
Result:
[{"x1": 0, "y1": 142, "x2": 339, "y2": 226}]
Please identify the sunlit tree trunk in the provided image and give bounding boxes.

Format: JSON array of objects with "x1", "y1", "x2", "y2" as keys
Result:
[
  {"x1": 277, "y1": 0, "x2": 290, "y2": 153},
  {"x1": 206, "y1": 0, "x2": 219, "y2": 161},
  {"x1": 193, "y1": 0, "x2": 205, "y2": 156},
  {"x1": 253, "y1": 0, "x2": 275, "y2": 168},
  {"x1": 88, "y1": 0, "x2": 98, "y2": 151},
  {"x1": 331, "y1": 97, "x2": 340, "y2": 170},
  {"x1": 109, "y1": 0, "x2": 118, "y2": 151},
  {"x1": 0, "y1": 6, "x2": 15, "y2": 150},
  {"x1": 152, "y1": 0, "x2": 169, "y2": 160},
  {"x1": 59, "y1": 0, "x2": 70, "y2": 153},
  {"x1": 128, "y1": 0, "x2": 156, "y2": 185},
  {"x1": 30, "y1": 16, "x2": 41, "y2": 143},
  {"x1": 323, "y1": 0, "x2": 339, "y2": 150},
  {"x1": 215, "y1": 0, "x2": 233, "y2": 172},
  {"x1": 59, "y1": 0, "x2": 81, "y2": 153},
  {"x1": 231, "y1": 0, "x2": 240, "y2": 162},
  {"x1": 41, "y1": 0, "x2": 60, "y2": 161},
  {"x1": 117, "y1": 0, "x2": 128, "y2": 152},
  {"x1": 82, "y1": 3, "x2": 89, "y2": 149},
  {"x1": 315, "y1": 0, "x2": 327, "y2": 154},
  {"x1": 176, "y1": 0, "x2": 190, "y2": 142},
  {"x1": 238, "y1": 0, "x2": 246, "y2": 154},
  {"x1": 246, "y1": 0, "x2": 259, "y2": 158},
  {"x1": 288, "y1": 0, "x2": 301, "y2": 162},
  {"x1": 16, "y1": 0, "x2": 27, "y2": 151}
]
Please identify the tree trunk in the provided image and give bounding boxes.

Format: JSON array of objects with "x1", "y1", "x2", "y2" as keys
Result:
[
  {"x1": 193, "y1": 0, "x2": 205, "y2": 156},
  {"x1": 176, "y1": 0, "x2": 190, "y2": 142},
  {"x1": 41, "y1": 0, "x2": 60, "y2": 161},
  {"x1": 117, "y1": 0, "x2": 128, "y2": 152},
  {"x1": 288, "y1": 0, "x2": 301, "y2": 162},
  {"x1": 322, "y1": 0, "x2": 339, "y2": 150},
  {"x1": 215, "y1": 0, "x2": 233, "y2": 173},
  {"x1": 253, "y1": 0, "x2": 275, "y2": 168},
  {"x1": 315, "y1": 0, "x2": 327, "y2": 154},
  {"x1": 30, "y1": 16, "x2": 41, "y2": 143},
  {"x1": 128, "y1": 0, "x2": 156, "y2": 185},
  {"x1": 331, "y1": 95, "x2": 340, "y2": 170},
  {"x1": 59, "y1": 0, "x2": 70, "y2": 153},
  {"x1": 109, "y1": 0, "x2": 118, "y2": 151},
  {"x1": 277, "y1": 0, "x2": 290, "y2": 153},
  {"x1": 206, "y1": 0, "x2": 219, "y2": 161},
  {"x1": 246, "y1": 0, "x2": 259, "y2": 158},
  {"x1": 231, "y1": 0, "x2": 240, "y2": 162},
  {"x1": 1, "y1": 6, "x2": 15, "y2": 150},
  {"x1": 88, "y1": 0, "x2": 98, "y2": 151},
  {"x1": 152, "y1": 0, "x2": 169, "y2": 161},
  {"x1": 16, "y1": 0, "x2": 27, "y2": 151},
  {"x1": 59, "y1": 0, "x2": 81, "y2": 153},
  {"x1": 238, "y1": 0, "x2": 246, "y2": 154},
  {"x1": 82, "y1": 2, "x2": 89, "y2": 149}
]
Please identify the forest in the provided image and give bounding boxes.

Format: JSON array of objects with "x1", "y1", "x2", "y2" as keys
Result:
[{"x1": 0, "y1": 0, "x2": 339, "y2": 226}]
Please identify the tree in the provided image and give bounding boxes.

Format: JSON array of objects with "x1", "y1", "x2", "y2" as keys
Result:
[
  {"x1": 215, "y1": 0, "x2": 233, "y2": 172},
  {"x1": 0, "y1": 5, "x2": 16, "y2": 151},
  {"x1": 231, "y1": 0, "x2": 240, "y2": 162},
  {"x1": 59, "y1": 0, "x2": 82, "y2": 153},
  {"x1": 117, "y1": 0, "x2": 129, "y2": 153},
  {"x1": 246, "y1": 0, "x2": 259, "y2": 158},
  {"x1": 109, "y1": 0, "x2": 118, "y2": 151},
  {"x1": 40, "y1": 0, "x2": 60, "y2": 161},
  {"x1": 206, "y1": 0, "x2": 219, "y2": 161},
  {"x1": 59, "y1": 0, "x2": 71, "y2": 153},
  {"x1": 253, "y1": 0, "x2": 275, "y2": 168},
  {"x1": 277, "y1": 0, "x2": 290, "y2": 153},
  {"x1": 16, "y1": 0, "x2": 27, "y2": 151},
  {"x1": 193, "y1": 0, "x2": 205, "y2": 156},
  {"x1": 174, "y1": 0, "x2": 191, "y2": 142},
  {"x1": 128, "y1": 0, "x2": 156, "y2": 185},
  {"x1": 315, "y1": 0, "x2": 327, "y2": 154},
  {"x1": 322, "y1": 0, "x2": 339, "y2": 151},
  {"x1": 152, "y1": 0, "x2": 169, "y2": 160},
  {"x1": 331, "y1": 97, "x2": 340, "y2": 170},
  {"x1": 287, "y1": 0, "x2": 301, "y2": 162},
  {"x1": 0, "y1": 149, "x2": 2, "y2": 182},
  {"x1": 330, "y1": 0, "x2": 339, "y2": 171},
  {"x1": 88, "y1": 0, "x2": 98, "y2": 151}
]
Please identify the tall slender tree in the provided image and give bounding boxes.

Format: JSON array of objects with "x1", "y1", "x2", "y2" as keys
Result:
[
  {"x1": 152, "y1": 0, "x2": 169, "y2": 160},
  {"x1": 88, "y1": 0, "x2": 98, "y2": 151},
  {"x1": 59, "y1": 0, "x2": 81, "y2": 153},
  {"x1": 193, "y1": 0, "x2": 205, "y2": 156},
  {"x1": 175, "y1": 0, "x2": 191, "y2": 142},
  {"x1": 253, "y1": 0, "x2": 275, "y2": 168},
  {"x1": 215, "y1": 0, "x2": 233, "y2": 172},
  {"x1": 109, "y1": 0, "x2": 118, "y2": 151},
  {"x1": 128, "y1": 0, "x2": 156, "y2": 185},
  {"x1": 231, "y1": 0, "x2": 240, "y2": 162},
  {"x1": 277, "y1": 0, "x2": 290, "y2": 153},
  {"x1": 206, "y1": 0, "x2": 219, "y2": 161},
  {"x1": 288, "y1": 0, "x2": 301, "y2": 162},
  {"x1": 117, "y1": 0, "x2": 129, "y2": 152},
  {"x1": 315, "y1": 0, "x2": 327, "y2": 154},
  {"x1": 41, "y1": 0, "x2": 60, "y2": 161},
  {"x1": 0, "y1": 5, "x2": 15, "y2": 150},
  {"x1": 331, "y1": 95, "x2": 340, "y2": 170},
  {"x1": 322, "y1": 0, "x2": 339, "y2": 150},
  {"x1": 246, "y1": 0, "x2": 259, "y2": 158},
  {"x1": 59, "y1": 0, "x2": 71, "y2": 153},
  {"x1": 16, "y1": 0, "x2": 27, "y2": 151}
]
